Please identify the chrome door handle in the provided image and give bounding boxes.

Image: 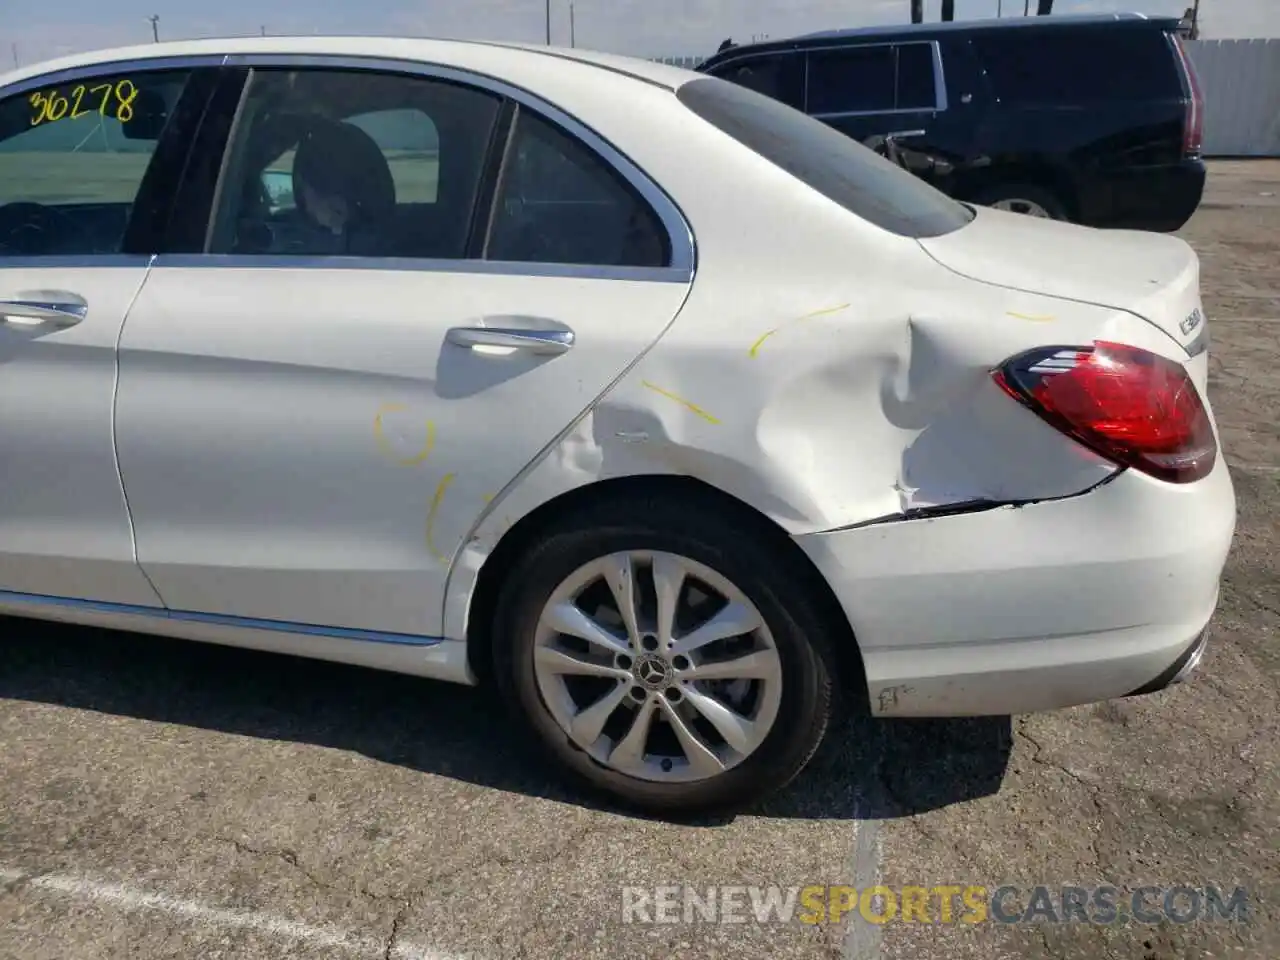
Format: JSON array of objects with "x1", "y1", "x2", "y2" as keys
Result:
[
  {"x1": 446, "y1": 326, "x2": 574, "y2": 355},
  {"x1": 0, "y1": 292, "x2": 87, "y2": 328},
  {"x1": 885, "y1": 129, "x2": 927, "y2": 140}
]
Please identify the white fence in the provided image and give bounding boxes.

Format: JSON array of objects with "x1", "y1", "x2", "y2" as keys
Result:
[
  {"x1": 1186, "y1": 39, "x2": 1280, "y2": 157},
  {"x1": 655, "y1": 38, "x2": 1280, "y2": 158}
]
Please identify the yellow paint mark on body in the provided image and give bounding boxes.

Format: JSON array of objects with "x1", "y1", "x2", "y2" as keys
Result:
[
  {"x1": 426, "y1": 472, "x2": 457, "y2": 563},
  {"x1": 749, "y1": 302, "x2": 851, "y2": 357},
  {"x1": 748, "y1": 328, "x2": 779, "y2": 358},
  {"x1": 640, "y1": 381, "x2": 721, "y2": 425},
  {"x1": 1006, "y1": 311, "x2": 1055, "y2": 323},
  {"x1": 373, "y1": 403, "x2": 436, "y2": 466},
  {"x1": 482, "y1": 493, "x2": 494, "y2": 504}
]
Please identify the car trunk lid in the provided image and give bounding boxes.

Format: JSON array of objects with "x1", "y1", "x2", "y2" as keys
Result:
[{"x1": 917, "y1": 207, "x2": 1207, "y2": 365}]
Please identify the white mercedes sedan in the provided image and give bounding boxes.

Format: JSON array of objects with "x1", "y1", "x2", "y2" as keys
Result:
[{"x1": 0, "y1": 37, "x2": 1235, "y2": 814}]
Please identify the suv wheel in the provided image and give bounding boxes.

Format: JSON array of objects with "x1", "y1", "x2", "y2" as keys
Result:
[
  {"x1": 491, "y1": 497, "x2": 836, "y2": 816},
  {"x1": 974, "y1": 183, "x2": 1068, "y2": 221}
]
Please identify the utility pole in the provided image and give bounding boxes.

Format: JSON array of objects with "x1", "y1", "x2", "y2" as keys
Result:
[
  {"x1": 148, "y1": 14, "x2": 160, "y2": 42},
  {"x1": 545, "y1": 0, "x2": 551, "y2": 44},
  {"x1": 942, "y1": 0, "x2": 955, "y2": 21},
  {"x1": 569, "y1": 1, "x2": 576, "y2": 48},
  {"x1": 1024, "y1": 0, "x2": 1030, "y2": 14},
  {"x1": 910, "y1": 0, "x2": 923, "y2": 24},
  {"x1": 260, "y1": 25, "x2": 266, "y2": 36},
  {"x1": 10, "y1": 43, "x2": 17, "y2": 68}
]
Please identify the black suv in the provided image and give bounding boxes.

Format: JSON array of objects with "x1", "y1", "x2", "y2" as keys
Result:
[{"x1": 697, "y1": 14, "x2": 1206, "y2": 231}]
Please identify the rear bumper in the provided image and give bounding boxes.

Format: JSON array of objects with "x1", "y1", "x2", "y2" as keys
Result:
[
  {"x1": 1078, "y1": 159, "x2": 1207, "y2": 232},
  {"x1": 795, "y1": 458, "x2": 1236, "y2": 718}
]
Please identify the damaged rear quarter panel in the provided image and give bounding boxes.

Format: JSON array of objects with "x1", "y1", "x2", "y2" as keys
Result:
[{"x1": 443, "y1": 242, "x2": 1149, "y2": 645}]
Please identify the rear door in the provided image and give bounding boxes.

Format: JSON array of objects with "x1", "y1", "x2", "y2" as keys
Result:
[
  {"x1": 0, "y1": 60, "x2": 214, "y2": 605},
  {"x1": 114, "y1": 57, "x2": 694, "y2": 640}
]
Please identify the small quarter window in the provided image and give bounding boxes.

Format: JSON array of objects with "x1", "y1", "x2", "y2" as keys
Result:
[{"x1": 485, "y1": 109, "x2": 670, "y2": 268}]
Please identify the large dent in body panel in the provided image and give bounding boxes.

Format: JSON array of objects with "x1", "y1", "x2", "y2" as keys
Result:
[{"x1": 442, "y1": 291, "x2": 1125, "y2": 645}]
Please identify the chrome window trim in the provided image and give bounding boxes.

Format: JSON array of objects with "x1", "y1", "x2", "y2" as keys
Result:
[
  {"x1": 197, "y1": 52, "x2": 695, "y2": 282},
  {"x1": 151, "y1": 252, "x2": 688, "y2": 284},
  {"x1": 0, "y1": 54, "x2": 229, "y2": 101},
  {"x1": 0, "y1": 254, "x2": 155, "y2": 269}
]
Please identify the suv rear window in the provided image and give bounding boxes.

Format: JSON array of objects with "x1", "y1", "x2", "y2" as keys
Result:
[
  {"x1": 676, "y1": 76, "x2": 973, "y2": 239},
  {"x1": 972, "y1": 27, "x2": 1183, "y2": 106}
]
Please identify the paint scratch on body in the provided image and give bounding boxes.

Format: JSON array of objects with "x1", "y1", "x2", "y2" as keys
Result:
[
  {"x1": 374, "y1": 403, "x2": 437, "y2": 466},
  {"x1": 1006, "y1": 311, "x2": 1055, "y2": 323},
  {"x1": 640, "y1": 381, "x2": 721, "y2": 425},
  {"x1": 749, "y1": 302, "x2": 851, "y2": 357},
  {"x1": 426, "y1": 472, "x2": 457, "y2": 562}
]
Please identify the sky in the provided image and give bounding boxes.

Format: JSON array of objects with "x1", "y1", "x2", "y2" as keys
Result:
[{"x1": 5, "y1": 0, "x2": 1278, "y2": 68}]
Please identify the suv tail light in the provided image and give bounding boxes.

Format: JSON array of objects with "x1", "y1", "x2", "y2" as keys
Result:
[
  {"x1": 993, "y1": 341, "x2": 1217, "y2": 484},
  {"x1": 1172, "y1": 34, "x2": 1205, "y2": 157}
]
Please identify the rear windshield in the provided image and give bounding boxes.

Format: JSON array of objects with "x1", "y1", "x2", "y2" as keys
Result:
[
  {"x1": 676, "y1": 76, "x2": 974, "y2": 239},
  {"x1": 971, "y1": 27, "x2": 1183, "y2": 106}
]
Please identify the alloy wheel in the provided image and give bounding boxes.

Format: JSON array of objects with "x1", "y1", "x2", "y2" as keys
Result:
[{"x1": 532, "y1": 550, "x2": 783, "y2": 784}]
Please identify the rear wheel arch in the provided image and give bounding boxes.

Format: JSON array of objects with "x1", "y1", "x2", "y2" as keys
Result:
[{"x1": 464, "y1": 474, "x2": 868, "y2": 710}]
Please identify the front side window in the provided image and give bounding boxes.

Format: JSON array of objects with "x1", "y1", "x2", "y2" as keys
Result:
[
  {"x1": 706, "y1": 54, "x2": 804, "y2": 110},
  {"x1": 209, "y1": 68, "x2": 499, "y2": 258},
  {"x1": 485, "y1": 108, "x2": 670, "y2": 268},
  {"x1": 0, "y1": 69, "x2": 194, "y2": 256},
  {"x1": 678, "y1": 75, "x2": 973, "y2": 239}
]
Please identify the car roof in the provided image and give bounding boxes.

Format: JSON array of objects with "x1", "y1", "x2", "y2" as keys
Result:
[
  {"x1": 700, "y1": 12, "x2": 1183, "y2": 68},
  {"x1": 0, "y1": 35, "x2": 696, "y2": 93}
]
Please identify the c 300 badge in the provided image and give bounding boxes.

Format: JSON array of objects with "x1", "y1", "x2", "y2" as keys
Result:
[{"x1": 1180, "y1": 307, "x2": 1204, "y2": 336}]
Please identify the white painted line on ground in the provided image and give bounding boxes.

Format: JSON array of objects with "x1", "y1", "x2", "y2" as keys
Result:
[
  {"x1": 842, "y1": 790, "x2": 883, "y2": 960},
  {"x1": 0, "y1": 866, "x2": 463, "y2": 960}
]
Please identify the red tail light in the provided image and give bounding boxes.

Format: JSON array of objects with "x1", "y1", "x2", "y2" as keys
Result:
[
  {"x1": 1172, "y1": 35, "x2": 1204, "y2": 157},
  {"x1": 992, "y1": 341, "x2": 1217, "y2": 484}
]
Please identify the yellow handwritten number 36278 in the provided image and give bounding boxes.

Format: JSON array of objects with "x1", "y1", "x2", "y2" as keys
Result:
[{"x1": 30, "y1": 79, "x2": 139, "y2": 126}]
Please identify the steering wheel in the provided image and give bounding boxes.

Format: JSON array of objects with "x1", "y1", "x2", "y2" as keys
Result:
[{"x1": 0, "y1": 202, "x2": 95, "y2": 257}]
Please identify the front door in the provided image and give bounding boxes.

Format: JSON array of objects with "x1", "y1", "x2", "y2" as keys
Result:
[
  {"x1": 0, "y1": 62, "x2": 211, "y2": 605},
  {"x1": 115, "y1": 60, "x2": 693, "y2": 639}
]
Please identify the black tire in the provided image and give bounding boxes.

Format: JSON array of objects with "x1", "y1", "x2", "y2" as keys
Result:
[
  {"x1": 972, "y1": 182, "x2": 1069, "y2": 221},
  {"x1": 491, "y1": 495, "x2": 837, "y2": 817}
]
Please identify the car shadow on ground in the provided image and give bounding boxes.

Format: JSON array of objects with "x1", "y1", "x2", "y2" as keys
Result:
[{"x1": 0, "y1": 618, "x2": 1012, "y2": 825}]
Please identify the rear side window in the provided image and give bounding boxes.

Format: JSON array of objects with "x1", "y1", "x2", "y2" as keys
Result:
[
  {"x1": 972, "y1": 28, "x2": 1182, "y2": 106},
  {"x1": 677, "y1": 76, "x2": 973, "y2": 239},
  {"x1": 895, "y1": 43, "x2": 939, "y2": 111},
  {"x1": 806, "y1": 43, "x2": 941, "y2": 115}
]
